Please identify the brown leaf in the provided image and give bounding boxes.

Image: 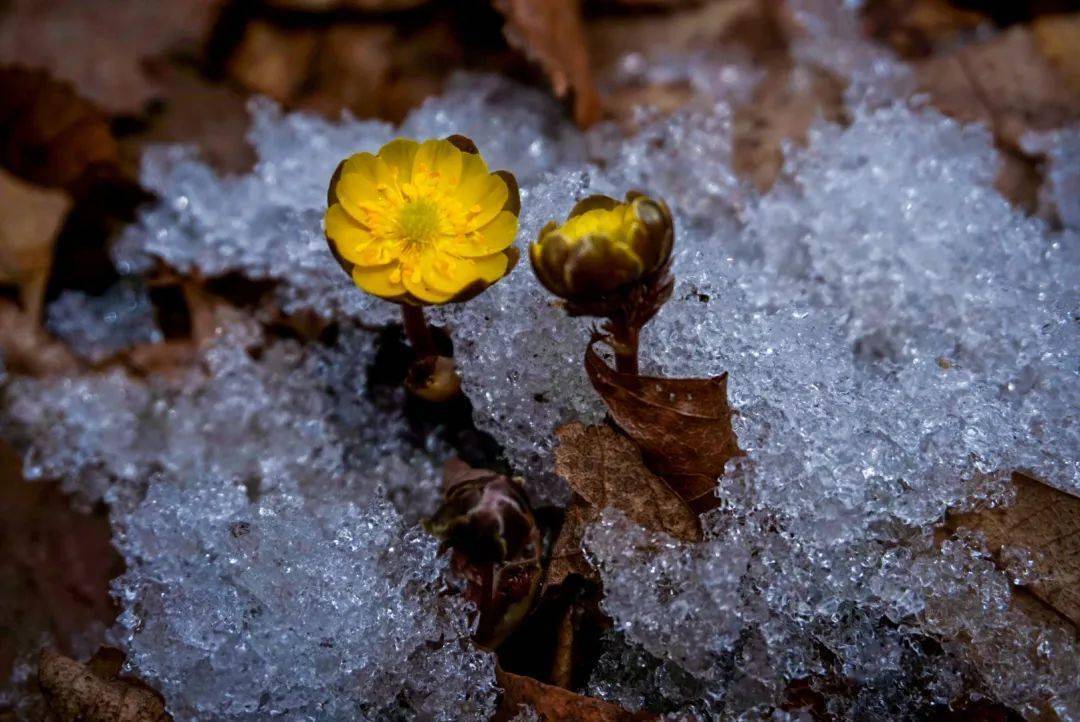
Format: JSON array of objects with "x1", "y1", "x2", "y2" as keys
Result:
[
  {"x1": 545, "y1": 495, "x2": 601, "y2": 590},
  {"x1": 1031, "y1": 13, "x2": 1080, "y2": 97},
  {"x1": 0, "y1": 441, "x2": 119, "y2": 692},
  {"x1": 492, "y1": 0, "x2": 601, "y2": 127},
  {"x1": 0, "y1": 0, "x2": 225, "y2": 115},
  {"x1": 227, "y1": 21, "x2": 321, "y2": 103},
  {"x1": 0, "y1": 68, "x2": 119, "y2": 189},
  {"x1": 263, "y1": 0, "x2": 429, "y2": 9},
  {"x1": 944, "y1": 473, "x2": 1080, "y2": 630},
  {"x1": 732, "y1": 62, "x2": 847, "y2": 192},
  {"x1": 915, "y1": 23, "x2": 1080, "y2": 150},
  {"x1": 495, "y1": 667, "x2": 657, "y2": 721},
  {"x1": 38, "y1": 649, "x2": 170, "y2": 722},
  {"x1": 119, "y1": 60, "x2": 256, "y2": 175},
  {"x1": 861, "y1": 0, "x2": 989, "y2": 59},
  {"x1": 584, "y1": 340, "x2": 744, "y2": 513},
  {"x1": 555, "y1": 422, "x2": 701, "y2": 542},
  {"x1": 0, "y1": 168, "x2": 71, "y2": 325}
]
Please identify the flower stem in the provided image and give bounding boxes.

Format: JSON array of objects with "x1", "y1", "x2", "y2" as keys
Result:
[
  {"x1": 608, "y1": 316, "x2": 640, "y2": 375},
  {"x1": 401, "y1": 304, "x2": 437, "y2": 358}
]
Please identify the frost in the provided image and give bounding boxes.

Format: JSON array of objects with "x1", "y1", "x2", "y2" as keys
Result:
[
  {"x1": 44, "y1": 278, "x2": 162, "y2": 364},
  {"x1": 4, "y1": 2, "x2": 1079, "y2": 717}
]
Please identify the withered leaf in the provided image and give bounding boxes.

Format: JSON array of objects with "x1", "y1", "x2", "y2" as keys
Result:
[
  {"x1": 0, "y1": 168, "x2": 71, "y2": 325},
  {"x1": 943, "y1": 473, "x2": 1080, "y2": 630},
  {"x1": 915, "y1": 23, "x2": 1080, "y2": 149},
  {"x1": 584, "y1": 340, "x2": 744, "y2": 512},
  {"x1": 0, "y1": 0, "x2": 225, "y2": 115},
  {"x1": 495, "y1": 667, "x2": 657, "y2": 721},
  {"x1": 555, "y1": 422, "x2": 701, "y2": 542},
  {"x1": 38, "y1": 649, "x2": 170, "y2": 722},
  {"x1": 732, "y1": 62, "x2": 847, "y2": 192},
  {"x1": 545, "y1": 494, "x2": 601, "y2": 590},
  {"x1": 0, "y1": 68, "x2": 119, "y2": 189},
  {"x1": 492, "y1": 0, "x2": 601, "y2": 128}
]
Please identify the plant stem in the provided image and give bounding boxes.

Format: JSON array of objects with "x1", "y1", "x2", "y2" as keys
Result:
[
  {"x1": 609, "y1": 316, "x2": 640, "y2": 375},
  {"x1": 401, "y1": 304, "x2": 436, "y2": 358}
]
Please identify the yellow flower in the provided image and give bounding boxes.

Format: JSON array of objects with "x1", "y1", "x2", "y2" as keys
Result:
[
  {"x1": 530, "y1": 192, "x2": 673, "y2": 302},
  {"x1": 325, "y1": 135, "x2": 520, "y2": 305}
]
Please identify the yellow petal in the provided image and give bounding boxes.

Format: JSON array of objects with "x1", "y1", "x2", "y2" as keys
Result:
[
  {"x1": 470, "y1": 252, "x2": 510, "y2": 283},
  {"x1": 420, "y1": 248, "x2": 480, "y2": 295},
  {"x1": 462, "y1": 176, "x2": 509, "y2": 230},
  {"x1": 402, "y1": 261, "x2": 456, "y2": 304},
  {"x1": 446, "y1": 210, "x2": 518, "y2": 257},
  {"x1": 326, "y1": 204, "x2": 378, "y2": 264},
  {"x1": 378, "y1": 138, "x2": 420, "y2": 184},
  {"x1": 413, "y1": 139, "x2": 464, "y2": 187},
  {"x1": 352, "y1": 263, "x2": 406, "y2": 299},
  {"x1": 459, "y1": 151, "x2": 490, "y2": 185}
]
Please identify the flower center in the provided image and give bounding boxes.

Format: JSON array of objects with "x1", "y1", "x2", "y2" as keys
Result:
[{"x1": 398, "y1": 199, "x2": 442, "y2": 245}]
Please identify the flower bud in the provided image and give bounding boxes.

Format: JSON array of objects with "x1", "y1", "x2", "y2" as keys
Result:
[
  {"x1": 529, "y1": 191, "x2": 673, "y2": 309},
  {"x1": 424, "y1": 470, "x2": 541, "y2": 647}
]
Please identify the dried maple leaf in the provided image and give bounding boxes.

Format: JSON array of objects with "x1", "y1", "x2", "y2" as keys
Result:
[
  {"x1": 943, "y1": 473, "x2": 1079, "y2": 630},
  {"x1": 38, "y1": 649, "x2": 170, "y2": 722},
  {"x1": 495, "y1": 667, "x2": 657, "y2": 721},
  {"x1": 584, "y1": 340, "x2": 744, "y2": 512},
  {"x1": 0, "y1": 68, "x2": 119, "y2": 189},
  {"x1": 0, "y1": 0, "x2": 225, "y2": 115},
  {"x1": 555, "y1": 422, "x2": 702, "y2": 543},
  {"x1": 492, "y1": 0, "x2": 601, "y2": 127}
]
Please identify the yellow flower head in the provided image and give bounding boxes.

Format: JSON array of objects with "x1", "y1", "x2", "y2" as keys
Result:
[
  {"x1": 530, "y1": 192, "x2": 673, "y2": 302},
  {"x1": 325, "y1": 135, "x2": 520, "y2": 305}
]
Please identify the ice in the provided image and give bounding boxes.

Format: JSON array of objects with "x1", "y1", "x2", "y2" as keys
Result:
[
  {"x1": 44, "y1": 278, "x2": 162, "y2": 363},
  {"x1": 4, "y1": 1, "x2": 1079, "y2": 717}
]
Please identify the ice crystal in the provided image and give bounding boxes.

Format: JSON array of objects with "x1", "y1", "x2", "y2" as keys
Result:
[
  {"x1": 44, "y1": 278, "x2": 162, "y2": 363},
  {"x1": 4, "y1": 2, "x2": 1078, "y2": 717}
]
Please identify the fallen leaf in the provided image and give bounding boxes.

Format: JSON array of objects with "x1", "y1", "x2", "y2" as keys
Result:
[
  {"x1": 0, "y1": 168, "x2": 71, "y2": 324},
  {"x1": 492, "y1": 0, "x2": 601, "y2": 127},
  {"x1": 1031, "y1": 13, "x2": 1080, "y2": 97},
  {"x1": 495, "y1": 667, "x2": 657, "y2": 721},
  {"x1": 732, "y1": 61, "x2": 847, "y2": 192},
  {"x1": 584, "y1": 340, "x2": 744, "y2": 512},
  {"x1": 0, "y1": 442, "x2": 119, "y2": 690},
  {"x1": 861, "y1": 0, "x2": 989, "y2": 58},
  {"x1": 0, "y1": 301, "x2": 80, "y2": 375},
  {"x1": 0, "y1": 0, "x2": 225, "y2": 115},
  {"x1": 545, "y1": 495, "x2": 601, "y2": 590},
  {"x1": 226, "y1": 20, "x2": 320, "y2": 103},
  {"x1": 0, "y1": 68, "x2": 119, "y2": 189},
  {"x1": 555, "y1": 422, "x2": 701, "y2": 542},
  {"x1": 119, "y1": 60, "x2": 256, "y2": 174},
  {"x1": 915, "y1": 23, "x2": 1080, "y2": 149},
  {"x1": 262, "y1": 0, "x2": 429, "y2": 9},
  {"x1": 943, "y1": 473, "x2": 1079, "y2": 630},
  {"x1": 38, "y1": 649, "x2": 170, "y2": 722}
]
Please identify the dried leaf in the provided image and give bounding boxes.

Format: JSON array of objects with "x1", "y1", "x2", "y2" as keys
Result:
[
  {"x1": 119, "y1": 60, "x2": 256, "y2": 174},
  {"x1": 545, "y1": 495, "x2": 601, "y2": 590},
  {"x1": 0, "y1": 301, "x2": 80, "y2": 375},
  {"x1": 0, "y1": 68, "x2": 119, "y2": 189},
  {"x1": 495, "y1": 667, "x2": 657, "y2": 721},
  {"x1": 0, "y1": 168, "x2": 71, "y2": 324},
  {"x1": 263, "y1": 0, "x2": 429, "y2": 9},
  {"x1": 555, "y1": 422, "x2": 701, "y2": 542},
  {"x1": 732, "y1": 62, "x2": 847, "y2": 192},
  {"x1": 584, "y1": 340, "x2": 744, "y2": 512},
  {"x1": 0, "y1": 0, "x2": 225, "y2": 115},
  {"x1": 916, "y1": 23, "x2": 1080, "y2": 149},
  {"x1": 0, "y1": 442, "x2": 118, "y2": 685},
  {"x1": 493, "y1": 0, "x2": 601, "y2": 127},
  {"x1": 1031, "y1": 13, "x2": 1080, "y2": 97},
  {"x1": 861, "y1": 0, "x2": 989, "y2": 58},
  {"x1": 944, "y1": 473, "x2": 1080, "y2": 630},
  {"x1": 38, "y1": 649, "x2": 170, "y2": 722},
  {"x1": 226, "y1": 20, "x2": 320, "y2": 103}
]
